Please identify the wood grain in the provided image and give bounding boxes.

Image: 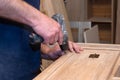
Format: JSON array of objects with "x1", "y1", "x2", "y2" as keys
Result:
[{"x1": 34, "y1": 43, "x2": 120, "y2": 80}]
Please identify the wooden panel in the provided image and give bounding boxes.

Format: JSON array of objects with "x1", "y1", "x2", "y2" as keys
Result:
[
  {"x1": 99, "y1": 25, "x2": 111, "y2": 43},
  {"x1": 115, "y1": 0, "x2": 120, "y2": 44},
  {"x1": 87, "y1": 0, "x2": 112, "y2": 19},
  {"x1": 89, "y1": 17, "x2": 112, "y2": 23},
  {"x1": 34, "y1": 43, "x2": 120, "y2": 80},
  {"x1": 111, "y1": 0, "x2": 117, "y2": 43},
  {"x1": 87, "y1": 0, "x2": 116, "y2": 43},
  {"x1": 92, "y1": 22, "x2": 111, "y2": 43},
  {"x1": 65, "y1": 0, "x2": 87, "y2": 21},
  {"x1": 71, "y1": 28, "x2": 78, "y2": 42},
  {"x1": 40, "y1": 0, "x2": 73, "y2": 41}
]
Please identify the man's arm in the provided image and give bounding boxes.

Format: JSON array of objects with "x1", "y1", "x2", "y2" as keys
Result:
[{"x1": 0, "y1": 0, "x2": 63, "y2": 45}]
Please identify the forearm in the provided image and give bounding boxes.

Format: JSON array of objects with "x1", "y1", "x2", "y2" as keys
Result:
[
  {"x1": 0, "y1": 0, "x2": 43, "y2": 27},
  {"x1": 0, "y1": 0, "x2": 63, "y2": 45}
]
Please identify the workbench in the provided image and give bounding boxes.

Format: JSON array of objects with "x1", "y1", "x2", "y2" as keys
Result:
[{"x1": 34, "y1": 43, "x2": 120, "y2": 80}]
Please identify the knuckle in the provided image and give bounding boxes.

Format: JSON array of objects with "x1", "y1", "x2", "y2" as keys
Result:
[
  {"x1": 55, "y1": 27, "x2": 60, "y2": 33},
  {"x1": 57, "y1": 24, "x2": 61, "y2": 30},
  {"x1": 46, "y1": 34, "x2": 50, "y2": 38},
  {"x1": 45, "y1": 34, "x2": 51, "y2": 40}
]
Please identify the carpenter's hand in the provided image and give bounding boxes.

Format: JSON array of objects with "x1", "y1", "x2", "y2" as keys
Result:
[
  {"x1": 68, "y1": 41, "x2": 83, "y2": 53},
  {"x1": 32, "y1": 14, "x2": 63, "y2": 45},
  {"x1": 41, "y1": 41, "x2": 83, "y2": 60},
  {"x1": 41, "y1": 43, "x2": 63, "y2": 60}
]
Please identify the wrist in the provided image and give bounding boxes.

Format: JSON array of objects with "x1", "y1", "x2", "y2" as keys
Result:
[{"x1": 27, "y1": 12, "x2": 45, "y2": 29}]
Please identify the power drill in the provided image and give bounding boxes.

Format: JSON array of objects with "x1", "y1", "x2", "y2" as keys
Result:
[{"x1": 29, "y1": 14, "x2": 69, "y2": 51}]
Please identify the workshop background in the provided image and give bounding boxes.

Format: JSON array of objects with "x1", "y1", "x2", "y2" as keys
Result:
[
  {"x1": 40, "y1": 0, "x2": 120, "y2": 69},
  {"x1": 33, "y1": 0, "x2": 120, "y2": 80}
]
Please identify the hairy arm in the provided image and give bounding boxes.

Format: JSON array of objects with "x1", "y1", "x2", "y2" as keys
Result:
[
  {"x1": 0, "y1": 0, "x2": 39, "y2": 27},
  {"x1": 0, "y1": 0, "x2": 63, "y2": 45}
]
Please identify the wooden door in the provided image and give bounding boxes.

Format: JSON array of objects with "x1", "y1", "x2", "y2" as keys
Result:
[{"x1": 115, "y1": 0, "x2": 120, "y2": 44}]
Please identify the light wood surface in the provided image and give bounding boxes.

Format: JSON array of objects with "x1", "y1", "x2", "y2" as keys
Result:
[{"x1": 34, "y1": 43, "x2": 120, "y2": 80}]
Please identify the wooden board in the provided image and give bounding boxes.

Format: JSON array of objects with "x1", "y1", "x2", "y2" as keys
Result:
[
  {"x1": 71, "y1": 28, "x2": 78, "y2": 42},
  {"x1": 115, "y1": 0, "x2": 120, "y2": 44},
  {"x1": 87, "y1": 0, "x2": 116, "y2": 43},
  {"x1": 34, "y1": 43, "x2": 120, "y2": 80},
  {"x1": 87, "y1": 0, "x2": 112, "y2": 19},
  {"x1": 92, "y1": 22, "x2": 111, "y2": 43},
  {"x1": 65, "y1": 0, "x2": 87, "y2": 21}
]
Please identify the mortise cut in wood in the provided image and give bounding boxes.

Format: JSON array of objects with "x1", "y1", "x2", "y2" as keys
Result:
[{"x1": 89, "y1": 53, "x2": 100, "y2": 58}]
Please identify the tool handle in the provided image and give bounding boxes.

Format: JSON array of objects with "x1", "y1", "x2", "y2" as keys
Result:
[
  {"x1": 29, "y1": 33, "x2": 44, "y2": 51},
  {"x1": 52, "y1": 14, "x2": 69, "y2": 51}
]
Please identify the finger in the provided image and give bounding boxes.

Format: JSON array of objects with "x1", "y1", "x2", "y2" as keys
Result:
[
  {"x1": 49, "y1": 32, "x2": 57, "y2": 45},
  {"x1": 49, "y1": 38, "x2": 54, "y2": 45},
  {"x1": 79, "y1": 47, "x2": 84, "y2": 51},
  {"x1": 73, "y1": 43, "x2": 81, "y2": 53},
  {"x1": 68, "y1": 41, "x2": 74, "y2": 52},
  {"x1": 55, "y1": 33, "x2": 59, "y2": 43},
  {"x1": 58, "y1": 28, "x2": 63, "y2": 45},
  {"x1": 42, "y1": 35, "x2": 50, "y2": 44},
  {"x1": 73, "y1": 43, "x2": 84, "y2": 53}
]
